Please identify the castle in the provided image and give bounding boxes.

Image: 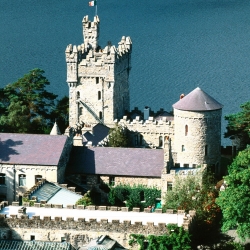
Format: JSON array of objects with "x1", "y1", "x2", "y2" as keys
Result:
[
  {"x1": 0, "y1": 14, "x2": 223, "y2": 249},
  {"x1": 65, "y1": 15, "x2": 223, "y2": 174}
]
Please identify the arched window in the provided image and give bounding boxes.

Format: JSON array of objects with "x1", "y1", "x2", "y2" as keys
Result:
[
  {"x1": 76, "y1": 91, "x2": 80, "y2": 99},
  {"x1": 185, "y1": 125, "x2": 188, "y2": 136},
  {"x1": 159, "y1": 136, "x2": 163, "y2": 147},
  {"x1": 19, "y1": 174, "x2": 26, "y2": 186},
  {"x1": 96, "y1": 77, "x2": 99, "y2": 84},
  {"x1": 98, "y1": 91, "x2": 101, "y2": 100},
  {"x1": 99, "y1": 111, "x2": 102, "y2": 120}
]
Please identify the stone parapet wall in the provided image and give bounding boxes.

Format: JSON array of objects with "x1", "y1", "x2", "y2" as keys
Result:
[{"x1": 0, "y1": 203, "x2": 196, "y2": 249}]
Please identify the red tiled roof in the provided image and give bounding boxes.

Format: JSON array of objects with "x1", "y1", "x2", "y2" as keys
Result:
[
  {"x1": 67, "y1": 147, "x2": 164, "y2": 177},
  {"x1": 0, "y1": 133, "x2": 68, "y2": 166}
]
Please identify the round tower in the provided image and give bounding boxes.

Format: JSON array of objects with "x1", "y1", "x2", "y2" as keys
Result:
[{"x1": 172, "y1": 87, "x2": 223, "y2": 173}]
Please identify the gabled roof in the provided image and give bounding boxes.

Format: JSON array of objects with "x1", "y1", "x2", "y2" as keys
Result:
[
  {"x1": 67, "y1": 147, "x2": 164, "y2": 177},
  {"x1": 172, "y1": 87, "x2": 223, "y2": 111},
  {"x1": 0, "y1": 133, "x2": 68, "y2": 166}
]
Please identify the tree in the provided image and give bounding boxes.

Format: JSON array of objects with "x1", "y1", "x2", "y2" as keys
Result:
[
  {"x1": 224, "y1": 101, "x2": 250, "y2": 150},
  {"x1": 0, "y1": 68, "x2": 57, "y2": 133},
  {"x1": 163, "y1": 171, "x2": 221, "y2": 245},
  {"x1": 107, "y1": 124, "x2": 130, "y2": 147},
  {"x1": 216, "y1": 147, "x2": 250, "y2": 241}
]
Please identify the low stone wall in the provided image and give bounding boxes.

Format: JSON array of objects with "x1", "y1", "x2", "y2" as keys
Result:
[{"x1": 0, "y1": 202, "x2": 196, "y2": 249}]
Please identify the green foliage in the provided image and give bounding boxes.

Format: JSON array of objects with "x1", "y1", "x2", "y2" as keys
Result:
[
  {"x1": 0, "y1": 68, "x2": 58, "y2": 133},
  {"x1": 50, "y1": 96, "x2": 69, "y2": 133},
  {"x1": 22, "y1": 197, "x2": 35, "y2": 206},
  {"x1": 163, "y1": 171, "x2": 221, "y2": 245},
  {"x1": 75, "y1": 191, "x2": 93, "y2": 206},
  {"x1": 108, "y1": 184, "x2": 161, "y2": 210},
  {"x1": 216, "y1": 147, "x2": 250, "y2": 241},
  {"x1": 107, "y1": 124, "x2": 130, "y2": 147},
  {"x1": 224, "y1": 101, "x2": 250, "y2": 150},
  {"x1": 129, "y1": 224, "x2": 191, "y2": 250}
]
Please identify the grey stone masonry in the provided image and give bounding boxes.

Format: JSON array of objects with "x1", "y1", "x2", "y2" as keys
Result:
[{"x1": 66, "y1": 15, "x2": 132, "y2": 127}]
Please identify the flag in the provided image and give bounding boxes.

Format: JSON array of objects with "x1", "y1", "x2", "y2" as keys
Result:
[{"x1": 89, "y1": 0, "x2": 96, "y2": 6}]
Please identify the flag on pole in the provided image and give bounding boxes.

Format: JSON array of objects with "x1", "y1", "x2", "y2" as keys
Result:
[{"x1": 89, "y1": 0, "x2": 96, "y2": 6}]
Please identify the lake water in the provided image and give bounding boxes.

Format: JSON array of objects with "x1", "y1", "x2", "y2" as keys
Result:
[{"x1": 1, "y1": 0, "x2": 250, "y2": 145}]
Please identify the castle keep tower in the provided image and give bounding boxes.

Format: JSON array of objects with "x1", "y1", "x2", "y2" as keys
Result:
[
  {"x1": 172, "y1": 87, "x2": 223, "y2": 173},
  {"x1": 66, "y1": 15, "x2": 132, "y2": 127}
]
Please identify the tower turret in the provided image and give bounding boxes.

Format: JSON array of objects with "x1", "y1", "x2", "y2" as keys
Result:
[
  {"x1": 172, "y1": 87, "x2": 223, "y2": 175},
  {"x1": 65, "y1": 15, "x2": 132, "y2": 128},
  {"x1": 82, "y1": 15, "x2": 100, "y2": 50}
]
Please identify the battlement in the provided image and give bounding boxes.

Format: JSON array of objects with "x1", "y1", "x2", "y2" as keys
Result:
[{"x1": 0, "y1": 202, "x2": 196, "y2": 232}]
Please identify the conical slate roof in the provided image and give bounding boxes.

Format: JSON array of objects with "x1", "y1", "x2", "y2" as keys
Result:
[
  {"x1": 50, "y1": 121, "x2": 61, "y2": 135},
  {"x1": 172, "y1": 87, "x2": 223, "y2": 111}
]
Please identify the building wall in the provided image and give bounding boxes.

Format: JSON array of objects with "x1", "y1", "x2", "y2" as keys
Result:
[
  {"x1": 0, "y1": 210, "x2": 194, "y2": 249},
  {"x1": 0, "y1": 164, "x2": 58, "y2": 203}
]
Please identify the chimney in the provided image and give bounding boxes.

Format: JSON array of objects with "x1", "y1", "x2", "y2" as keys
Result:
[
  {"x1": 144, "y1": 106, "x2": 150, "y2": 120},
  {"x1": 180, "y1": 94, "x2": 185, "y2": 99}
]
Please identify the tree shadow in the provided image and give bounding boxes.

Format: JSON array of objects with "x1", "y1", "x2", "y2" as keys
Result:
[{"x1": 0, "y1": 139, "x2": 23, "y2": 161}]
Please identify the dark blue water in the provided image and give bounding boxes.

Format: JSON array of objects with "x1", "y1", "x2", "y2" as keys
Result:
[{"x1": 1, "y1": 0, "x2": 250, "y2": 145}]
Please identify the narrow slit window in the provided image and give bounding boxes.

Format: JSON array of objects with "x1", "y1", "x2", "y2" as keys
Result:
[
  {"x1": 185, "y1": 125, "x2": 188, "y2": 136},
  {"x1": 98, "y1": 91, "x2": 101, "y2": 100},
  {"x1": 159, "y1": 136, "x2": 163, "y2": 147},
  {"x1": 205, "y1": 145, "x2": 208, "y2": 156}
]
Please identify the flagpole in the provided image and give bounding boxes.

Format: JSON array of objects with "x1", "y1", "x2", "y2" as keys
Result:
[{"x1": 95, "y1": 3, "x2": 97, "y2": 16}]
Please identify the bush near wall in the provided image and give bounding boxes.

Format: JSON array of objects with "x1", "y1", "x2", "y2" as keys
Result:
[
  {"x1": 108, "y1": 184, "x2": 161, "y2": 211},
  {"x1": 129, "y1": 224, "x2": 192, "y2": 250}
]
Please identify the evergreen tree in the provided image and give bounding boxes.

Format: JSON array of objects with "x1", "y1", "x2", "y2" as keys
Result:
[{"x1": 0, "y1": 68, "x2": 57, "y2": 133}]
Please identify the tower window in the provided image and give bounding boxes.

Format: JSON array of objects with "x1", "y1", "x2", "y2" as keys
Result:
[
  {"x1": 185, "y1": 125, "x2": 188, "y2": 136},
  {"x1": 76, "y1": 91, "x2": 80, "y2": 99},
  {"x1": 79, "y1": 107, "x2": 83, "y2": 116},
  {"x1": 159, "y1": 136, "x2": 163, "y2": 147},
  {"x1": 182, "y1": 145, "x2": 185, "y2": 152},
  {"x1": 19, "y1": 174, "x2": 26, "y2": 186},
  {"x1": 98, "y1": 91, "x2": 101, "y2": 100},
  {"x1": 99, "y1": 111, "x2": 102, "y2": 119},
  {"x1": 96, "y1": 77, "x2": 99, "y2": 84},
  {"x1": 205, "y1": 145, "x2": 208, "y2": 156},
  {"x1": 0, "y1": 174, "x2": 5, "y2": 185}
]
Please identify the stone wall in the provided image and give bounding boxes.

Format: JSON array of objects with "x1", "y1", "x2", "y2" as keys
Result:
[{"x1": 0, "y1": 204, "x2": 196, "y2": 249}]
